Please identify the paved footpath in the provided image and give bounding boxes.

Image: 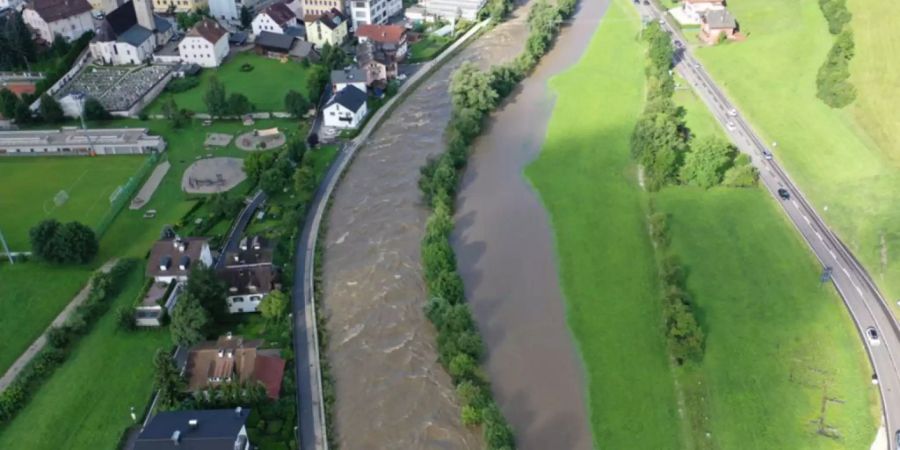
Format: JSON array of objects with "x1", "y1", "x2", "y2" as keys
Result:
[{"x1": 0, "y1": 259, "x2": 118, "y2": 392}]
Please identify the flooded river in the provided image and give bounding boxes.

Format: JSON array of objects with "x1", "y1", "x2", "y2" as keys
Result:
[
  {"x1": 451, "y1": 1, "x2": 609, "y2": 448},
  {"x1": 321, "y1": 9, "x2": 531, "y2": 449},
  {"x1": 322, "y1": 0, "x2": 607, "y2": 447}
]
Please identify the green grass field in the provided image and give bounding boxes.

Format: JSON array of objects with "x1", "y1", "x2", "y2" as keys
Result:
[
  {"x1": 525, "y1": 0, "x2": 683, "y2": 447},
  {"x1": 0, "y1": 262, "x2": 171, "y2": 450},
  {"x1": 0, "y1": 156, "x2": 146, "y2": 250},
  {"x1": 693, "y1": 0, "x2": 900, "y2": 311},
  {"x1": 148, "y1": 53, "x2": 313, "y2": 114},
  {"x1": 409, "y1": 34, "x2": 452, "y2": 62}
]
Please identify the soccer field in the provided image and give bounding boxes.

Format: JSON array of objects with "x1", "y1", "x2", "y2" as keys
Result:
[{"x1": 0, "y1": 156, "x2": 147, "y2": 251}]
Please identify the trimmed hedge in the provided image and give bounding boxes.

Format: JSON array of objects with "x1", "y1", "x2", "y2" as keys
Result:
[
  {"x1": 0, "y1": 259, "x2": 135, "y2": 424},
  {"x1": 416, "y1": 2, "x2": 576, "y2": 448},
  {"x1": 816, "y1": 29, "x2": 856, "y2": 108}
]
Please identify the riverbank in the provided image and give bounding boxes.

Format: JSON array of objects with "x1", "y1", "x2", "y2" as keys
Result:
[{"x1": 450, "y1": 0, "x2": 610, "y2": 447}]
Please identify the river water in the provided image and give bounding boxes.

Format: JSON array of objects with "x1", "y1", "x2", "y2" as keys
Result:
[
  {"x1": 451, "y1": 1, "x2": 608, "y2": 449},
  {"x1": 321, "y1": 10, "x2": 531, "y2": 449},
  {"x1": 322, "y1": 0, "x2": 606, "y2": 447}
]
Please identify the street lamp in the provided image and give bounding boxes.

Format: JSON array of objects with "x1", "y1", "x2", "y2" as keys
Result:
[{"x1": 72, "y1": 92, "x2": 98, "y2": 156}]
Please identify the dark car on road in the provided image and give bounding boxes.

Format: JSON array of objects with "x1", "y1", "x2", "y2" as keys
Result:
[{"x1": 777, "y1": 188, "x2": 790, "y2": 200}]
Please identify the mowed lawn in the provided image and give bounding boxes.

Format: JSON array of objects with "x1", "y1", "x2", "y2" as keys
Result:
[
  {"x1": 0, "y1": 155, "x2": 146, "y2": 250},
  {"x1": 694, "y1": 0, "x2": 900, "y2": 311},
  {"x1": 148, "y1": 53, "x2": 312, "y2": 114},
  {"x1": 525, "y1": 0, "x2": 683, "y2": 447},
  {"x1": 657, "y1": 188, "x2": 879, "y2": 449},
  {"x1": 0, "y1": 262, "x2": 170, "y2": 450}
]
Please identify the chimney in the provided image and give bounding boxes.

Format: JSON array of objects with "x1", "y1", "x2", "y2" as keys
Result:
[
  {"x1": 134, "y1": 0, "x2": 156, "y2": 32},
  {"x1": 171, "y1": 430, "x2": 181, "y2": 445},
  {"x1": 188, "y1": 419, "x2": 198, "y2": 429}
]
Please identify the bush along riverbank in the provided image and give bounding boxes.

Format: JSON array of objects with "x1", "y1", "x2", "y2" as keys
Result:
[
  {"x1": 0, "y1": 259, "x2": 135, "y2": 424},
  {"x1": 417, "y1": 1, "x2": 575, "y2": 448},
  {"x1": 815, "y1": 0, "x2": 856, "y2": 108}
]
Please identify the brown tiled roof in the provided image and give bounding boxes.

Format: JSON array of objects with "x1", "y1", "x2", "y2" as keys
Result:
[
  {"x1": 253, "y1": 353, "x2": 286, "y2": 399},
  {"x1": 355, "y1": 24, "x2": 406, "y2": 45},
  {"x1": 27, "y1": 0, "x2": 91, "y2": 22},
  {"x1": 219, "y1": 265, "x2": 277, "y2": 297},
  {"x1": 185, "y1": 336, "x2": 285, "y2": 399},
  {"x1": 188, "y1": 18, "x2": 228, "y2": 44},
  {"x1": 145, "y1": 236, "x2": 209, "y2": 279},
  {"x1": 262, "y1": 3, "x2": 296, "y2": 26}
]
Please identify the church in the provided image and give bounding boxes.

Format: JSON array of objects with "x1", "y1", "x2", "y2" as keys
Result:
[{"x1": 90, "y1": 0, "x2": 174, "y2": 66}]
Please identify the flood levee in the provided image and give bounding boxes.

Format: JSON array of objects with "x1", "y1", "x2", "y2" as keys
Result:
[
  {"x1": 451, "y1": 1, "x2": 610, "y2": 449},
  {"x1": 321, "y1": 9, "x2": 534, "y2": 449}
]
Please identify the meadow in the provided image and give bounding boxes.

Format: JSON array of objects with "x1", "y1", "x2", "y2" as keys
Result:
[
  {"x1": 525, "y1": 0, "x2": 683, "y2": 447},
  {"x1": 526, "y1": 0, "x2": 878, "y2": 447},
  {"x1": 693, "y1": 0, "x2": 900, "y2": 311},
  {"x1": 148, "y1": 53, "x2": 313, "y2": 114},
  {"x1": 0, "y1": 262, "x2": 171, "y2": 450}
]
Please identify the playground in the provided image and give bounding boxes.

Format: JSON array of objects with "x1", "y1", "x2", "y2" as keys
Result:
[
  {"x1": 181, "y1": 157, "x2": 246, "y2": 194},
  {"x1": 0, "y1": 156, "x2": 147, "y2": 250},
  {"x1": 236, "y1": 128, "x2": 286, "y2": 151}
]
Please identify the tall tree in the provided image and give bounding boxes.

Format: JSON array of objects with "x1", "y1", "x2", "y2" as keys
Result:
[
  {"x1": 170, "y1": 293, "x2": 210, "y2": 346},
  {"x1": 153, "y1": 349, "x2": 186, "y2": 410},
  {"x1": 184, "y1": 265, "x2": 227, "y2": 321},
  {"x1": 259, "y1": 289, "x2": 288, "y2": 323},
  {"x1": 679, "y1": 137, "x2": 735, "y2": 188},
  {"x1": 203, "y1": 76, "x2": 228, "y2": 117},
  {"x1": 284, "y1": 90, "x2": 310, "y2": 118},
  {"x1": 83, "y1": 98, "x2": 111, "y2": 120},
  {"x1": 450, "y1": 62, "x2": 498, "y2": 113},
  {"x1": 29, "y1": 220, "x2": 97, "y2": 264},
  {"x1": 226, "y1": 92, "x2": 252, "y2": 116},
  {"x1": 0, "y1": 88, "x2": 18, "y2": 118},
  {"x1": 305, "y1": 65, "x2": 330, "y2": 104},
  {"x1": 239, "y1": 5, "x2": 253, "y2": 29},
  {"x1": 38, "y1": 93, "x2": 64, "y2": 123}
]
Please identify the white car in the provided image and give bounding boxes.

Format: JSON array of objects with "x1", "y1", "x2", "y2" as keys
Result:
[
  {"x1": 866, "y1": 327, "x2": 880, "y2": 345},
  {"x1": 762, "y1": 150, "x2": 773, "y2": 160},
  {"x1": 726, "y1": 121, "x2": 736, "y2": 131},
  {"x1": 727, "y1": 108, "x2": 738, "y2": 117}
]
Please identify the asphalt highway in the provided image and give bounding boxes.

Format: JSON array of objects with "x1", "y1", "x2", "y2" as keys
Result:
[{"x1": 634, "y1": 2, "x2": 900, "y2": 448}]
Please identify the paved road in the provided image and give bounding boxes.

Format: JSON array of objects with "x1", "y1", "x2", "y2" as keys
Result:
[
  {"x1": 214, "y1": 190, "x2": 266, "y2": 269},
  {"x1": 635, "y1": 3, "x2": 900, "y2": 448}
]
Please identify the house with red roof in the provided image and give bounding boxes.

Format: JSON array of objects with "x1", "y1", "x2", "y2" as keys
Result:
[
  {"x1": 184, "y1": 334, "x2": 286, "y2": 399},
  {"x1": 355, "y1": 23, "x2": 408, "y2": 61}
]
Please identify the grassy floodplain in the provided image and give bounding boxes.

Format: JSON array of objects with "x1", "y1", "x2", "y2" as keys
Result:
[
  {"x1": 526, "y1": 0, "x2": 878, "y2": 447},
  {"x1": 525, "y1": 0, "x2": 682, "y2": 447},
  {"x1": 0, "y1": 262, "x2": 170, "y2": 450},
  {"x1": 693, "y1": 0, "x2": 900, "y2": 311},
  {"x1": 148, "y1": 53, "x2": 313, "y2": 114}
]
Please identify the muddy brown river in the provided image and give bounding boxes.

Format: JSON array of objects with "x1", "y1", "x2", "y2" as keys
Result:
[{"x1": 322, "y1": 0, "x2": 606, "y2": 447}]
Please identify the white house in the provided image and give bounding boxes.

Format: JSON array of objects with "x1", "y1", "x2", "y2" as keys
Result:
[
  {"x1": 23, "y1": 0, "x2": 94, "y2": 43},
  {"x1": 323, "y1": 84, "x2": 367, "y2": 129},
  {"x1": 678, "y1": 0, "x2": 724, "y2": 24},
  {"x1": 218, "y1": 235, "x2": 277, "y2": 314},
  {"x1": 90, "y1": 0, "x2": 174, "y2": 65},
  {"x1": 348, "y1": 0, "x2": 401, "y2": 29},
  {"x1": 330, "y1": 67, "x2": 366, "y2": 94},
  {"x1": 251, "y1": 3, "x2": 297, "y2": 36},
  {"x1": 178, "y1": 18, "x2": 230, "y2": 68},
  {"x1": 145, "y1": 236, "x2": 213, "y2": 284}
]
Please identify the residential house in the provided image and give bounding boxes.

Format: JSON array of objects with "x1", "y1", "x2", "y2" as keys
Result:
[
  {"x1": 700, "y1": 9, "x2": 736, "y2": 44},
  {"x1": 219, "y1": 235, "x2": 278, "y2": 313},
  {"x1": 184, "y1": 334, "x2": 286, "y2": 399},
  {"x1": 355, "y1": 23, "x2": 407, "y2": 60},
  {"x1": 420, "y1": 0, "x2": 484, "y2": 21},
  {"x1": 304, "y1": 8, "x2": 347, "y2": 48},
  {"x1": 178, "y1": 18, "x2": 230, "y2": 68},
  {"x1": 146, "y1": 235, "x2": 213, "y2": 284},
  {"x1": 331, "y1": 67, "x2": 366, "y2": 93},
  {"x1": 134, "y1": 408, "x2": 252, "y2": 450},
  {"x1": 90, "y1": 0, "x2": 174, "y2": 65},
  {"x1": 251, "y1": 2, "x2": 297, "y2": 36},
  {"x1": 23, "y1": 0, "x2": 93, "y2": 43},
  {"x1": 681, "y1": 0, "x2": 724, "y2": 23},
  {"x1": 151, "y1": 0, "x2": 206, "y2": 13},
  {"x1": 254, "y1": 30, "x2": 314, "y2": 59},
  {"x1": 356, "y1": 40, "x2": 396, "y2": 85},
  {"x1": 322, "y1": 84, "x2": 367, "y2": 129},
  {"x1": 348, "y1": 0, "x2": 401, "y2": 29},
  {"x1": 300, "y1": 0, "x2": 340, "y2": 18}
]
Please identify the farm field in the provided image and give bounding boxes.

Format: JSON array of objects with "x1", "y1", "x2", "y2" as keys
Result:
[
  {"x1": 148, "y1": 53, "x2": 313, "y2": 114},
  {"x1": 0, "y1": 262, "x2": 170, "y2": 450},
  {"x1": 525, "y1": 0, "x2": 683, "y2": 447},
  {"x1": 0, "y1": 155, "x2": 146, "y2": 250},
  {"x1": 693, "y1": 0, "x2": 900, "y2": 311}
]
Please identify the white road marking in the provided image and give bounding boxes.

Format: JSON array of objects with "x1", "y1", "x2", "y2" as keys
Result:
[
  {"x1": 803, "y1": 215, "x2": 811, "y2": 224},
  {"x1": 829, "y1": 249, "x2": 837, "y2": 259},
  {"x1": 842, "y1": 266, "x2": 851, "y2": 276},
  {"x1": 816, "y1": 231, "x2": 824, "y2": 241},
  {"x1": 792, "y1": 200, "x2": 800, "y2": 209}
]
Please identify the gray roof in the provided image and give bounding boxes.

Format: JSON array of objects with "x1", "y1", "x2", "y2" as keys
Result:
[
  {"x1": 704, "y1": 9, "x2": 736, "y2": 29},
  {"x1": 326, "y1": 85, "x2": 366, "y2": 112},
  {"x1": 119, "y1": 24, "x2": 153, "y2": 46},
  {"x1": 134, "y1": 408, "x2": 250, "y2": 450},
  {"x1": 255, "y1": 31, "x2": 294, "y2": 51},
  {"x1": 154, "y1": 15, "x2": 172, "y2": 32},
  {"x1": 284, "y1": 25, "x2": 305, "y2": 39},
  {"x1": 331, "y1": 68, "x2": 366, "y2": 85}
]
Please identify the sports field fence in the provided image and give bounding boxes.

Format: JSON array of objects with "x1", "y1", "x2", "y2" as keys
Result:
[{"x1": 94, "y1": 153, "x2": 161, "y2": 238}]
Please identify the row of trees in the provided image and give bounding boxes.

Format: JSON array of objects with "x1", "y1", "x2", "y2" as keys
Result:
[
  {"x1": 0, "y1": 261, "x2": 133, "y2": 422},
  {"x1": 0, "y1": 12, "x2": 37, "y2": 71},
  {"x1": 204, "y1": 76, "x2": 255, "y2": 117},
  {"x1": 418, "y1": 2, "x2": 579, "y2": 448},
  {"x1": 815, "y1": 0, "x2": 855, "y2": 108},
  {"x1": 1, "y1": 89, "x2": 110, "y2": 124},
  {"x1": 29, "y1": 219, "x2": 98, "y2": 264}
]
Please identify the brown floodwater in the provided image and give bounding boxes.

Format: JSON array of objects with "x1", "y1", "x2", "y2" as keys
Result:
[
  {"x1": 321, "y1": 9, "x2": 533, "y2": 449},
  {"x1": 451, "y1": 0, "x2": 610, "y2": 448}
]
